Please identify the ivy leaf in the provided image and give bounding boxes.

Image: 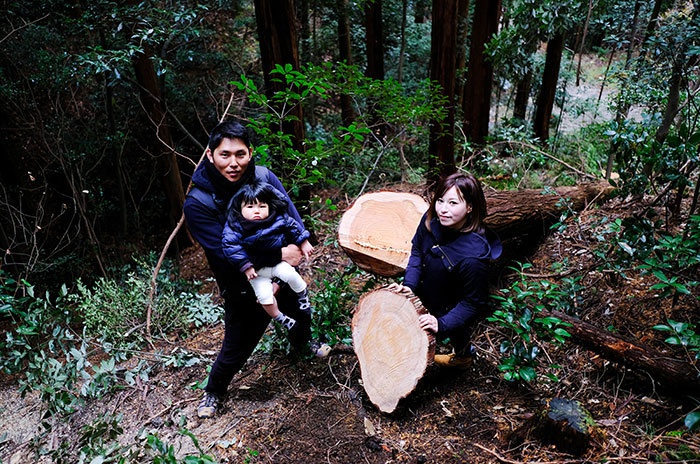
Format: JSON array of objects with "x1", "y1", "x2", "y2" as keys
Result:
[{"x1": 684, "y1": 411, "x2": 700, "y2": 431}]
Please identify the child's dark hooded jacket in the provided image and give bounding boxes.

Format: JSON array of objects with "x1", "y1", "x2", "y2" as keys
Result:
[
  {"x1": 184, "y1": 159, "x2": 305, "y2": 292},
  {"x1": 221, "y1": 185, "x2": 310, "y2": 273},
  {"x1": 403, "y1": 214, "x2": 502, "y2": 334}
]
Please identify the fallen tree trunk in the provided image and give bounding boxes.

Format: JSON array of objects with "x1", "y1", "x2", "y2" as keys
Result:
[
  {"x1": 550, "y1": 310, "x2": 700, "y2": 393},
  {"x1": 338, "y1": 182, "x2": 614, "y2": 276},
  {"x1": 352, "y1": 286, "x2": 436, "y2": 413}
]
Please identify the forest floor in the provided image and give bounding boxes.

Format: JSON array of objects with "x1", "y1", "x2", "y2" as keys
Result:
[{"x1": 2, "y1": 180, "x2": 699, "y2": 464}]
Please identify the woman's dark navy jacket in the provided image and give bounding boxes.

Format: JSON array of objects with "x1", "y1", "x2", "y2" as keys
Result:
[
  {"x1": 403, "y1": 215, "x2": 502, "y2": 334},
  {"x1": 183, "y1": 162, "x2": 306, "y2": 294},
  {"x1": 222, "y1": 197, "x2": 310, "y2": 274}
]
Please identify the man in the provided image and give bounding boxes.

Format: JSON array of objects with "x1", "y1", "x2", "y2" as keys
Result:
[{"x1": 184, "y1": 120, "x2": 329, "y2": 419}]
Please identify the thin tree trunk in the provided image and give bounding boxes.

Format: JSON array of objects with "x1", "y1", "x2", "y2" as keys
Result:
[
  {"x1": 533, "y1": 32, "x2": 564, "y2": 145},
  {"x1": 364, "y1": 0, "x2": 385, "y2": 138},
  {"x1": 643, "y1": 0, "x2": 664, "y2": 47},
  {"x1": 132, "y1": 47, "x2": 187, "y2": 246},
  {"x1": 513, "y1": 70, "x2": 532, "y2": 121},
  {"x1": 254, "y1": 0, "x2": 306, "y2": 161},
  {"x1": 398, "y1": 0, "x2": 408, "y2": 84},
  {"x1": 454, "y1": 0, "x2": 470, "y2": 109},
  {"x1": 336, "y1": 0, "x2": 355, "y2": 127},
  {"x1": 575, "y1": 0, "x2": 593, "y2": 86},
  {"x1": 365, "y1": 0, "x2": 384, "y2": 81},
  {"x1": 100, "y1": 29, "x2": 127, "y2": 237}
]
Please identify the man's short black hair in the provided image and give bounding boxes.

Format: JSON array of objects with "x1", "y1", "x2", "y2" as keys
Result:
[{"x1": 208, "y1": 120, "x2": 251, "y2": 151}]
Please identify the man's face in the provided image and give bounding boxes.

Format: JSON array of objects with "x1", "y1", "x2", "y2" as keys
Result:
[{"x1": 206, "y1": 137, "x2": 252, "y2": 183}]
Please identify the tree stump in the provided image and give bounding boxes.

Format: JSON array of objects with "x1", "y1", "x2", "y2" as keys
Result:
[
  {"x1": 338, "y1": 191, "x2": 428, "y2": 277},
  {"x1": 352, "y1": 286, "x2": 436, "y2": 413},
  {"x1": 510, "y1": 397, "x2": 601, "y2": 456}
]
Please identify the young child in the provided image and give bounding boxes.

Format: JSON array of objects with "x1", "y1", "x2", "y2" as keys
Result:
[{"x1": 221, "y1": 180, "x2": 314, "y2": 336}]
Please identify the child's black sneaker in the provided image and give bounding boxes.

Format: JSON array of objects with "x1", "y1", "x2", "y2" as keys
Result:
[{"x1": 297, "y1": 288, "x2": 311, "y2": 313}]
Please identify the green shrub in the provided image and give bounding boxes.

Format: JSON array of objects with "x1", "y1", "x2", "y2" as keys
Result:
[
  {"x1": 489, "y1": 263, "x2": 577, "y2": 383},
  {"x1": 72, "y1": 255, "x2": 221, "y2": 342}
]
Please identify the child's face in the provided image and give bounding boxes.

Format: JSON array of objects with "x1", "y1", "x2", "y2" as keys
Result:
[{"x1": 241, "y1": 200, "x2": 270, "y2": 221}]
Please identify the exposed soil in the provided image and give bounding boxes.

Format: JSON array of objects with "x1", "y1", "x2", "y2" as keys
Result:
[{"x1": 2, "y1": 180, "x2": 699, "y2": 464}]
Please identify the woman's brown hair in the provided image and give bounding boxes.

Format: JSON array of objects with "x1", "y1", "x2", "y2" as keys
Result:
[{"x1": 426, "y1": 172, "x2": 487, "y2": 234}]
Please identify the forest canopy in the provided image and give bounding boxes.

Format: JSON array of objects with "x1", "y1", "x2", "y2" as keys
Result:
[{"x1": 1, "y1": 0, "x2": 697, "y2": 285}]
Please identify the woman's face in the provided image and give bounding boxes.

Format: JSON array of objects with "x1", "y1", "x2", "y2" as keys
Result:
[
  {"x1": 206, "y1": 137, "x2": 252, "y2": 182},
  {"x1": 435, "y1": 185, "x2": 470, "y2": 230}
]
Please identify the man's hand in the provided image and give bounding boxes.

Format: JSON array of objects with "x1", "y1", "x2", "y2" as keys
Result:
[
  {"x1": 245, "y1": 267, "x2": 257, "y2": 280},
  {"x1": 281, "y1": 244, "x2": 303, "y2": 266},
  {"x1": 299, "y1": 239, "x2": 314, "y2": 261}
]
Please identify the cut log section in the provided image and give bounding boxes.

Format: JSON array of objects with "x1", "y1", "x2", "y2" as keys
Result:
[
  {"x1": 352, "y1": 286, "x2": 436, "y2": 413},
  {"x1": 338, "y1": 191, "x2": 428, "y2": 276}
]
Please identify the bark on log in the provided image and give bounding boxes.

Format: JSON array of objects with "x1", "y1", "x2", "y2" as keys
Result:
[
  {"x1": 352, "y1": 286, "x2": 436, "y2": 413},
  {"x1": 484, "y1": 182, "x2": 614, "y2": 246},
  {"x1": 550, "y1": 310, "x2": 700, "y2": 393},
  {"x1": 338, "y1": 182, "x2": 614, "y2": 277}
]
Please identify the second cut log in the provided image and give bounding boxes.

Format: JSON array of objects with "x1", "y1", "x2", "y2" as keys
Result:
[{"x1": 352, "y1": 286, "x2": 436, "y2": 413}]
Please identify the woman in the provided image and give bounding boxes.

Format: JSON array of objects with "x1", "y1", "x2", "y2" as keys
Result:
[{"x1": 390, "y1": 172, "x2": 501, "y2": 369}]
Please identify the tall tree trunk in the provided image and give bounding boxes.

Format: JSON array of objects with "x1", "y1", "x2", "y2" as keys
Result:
[
  {"x1": 337, "y1": 0, "x2": 355, "y2": 127},
  {"x1": 100, "y1": 29, "x2": 127, "y2": 238},
  {"x1": 575, "y1": 0, "x2": 594, "y2": 86},
  {"x1": 428, "y1": 0, "x2": 459, "y2": 182},
  {"x1": 398, "y1": 0, "x2": 408, "y2": 83},
  {"x1": 462, "y1": 0, "x2": 501, "y2": 146},
  {"x1": 298, "y1": 0, "x2": 312, "y2": 65},
  {"x1": 454, "y1": 0, "x2": 470, "y2": 109},
  {"x1": 365, "y1": 0, "x2": 384, "y2": 81},
  {"x1": 298, "y1": 0, "x2": 319, "y2": 127},
  {"x1": 655, "y1": 61, "x2": 683, "y2": 145},
  {"x1": 513, "y1": 70, "x2": 532, "y2": 121},
  {"x1": 533, "y1": 32, "x2": 564, "y2": 145},
  {"x1": 254, "y1": 0, "x2": 307, "y2": 180},
  {"x1": 643, "y1": 0, "x2": 664, "y2": 48},
  {"x1": 132, "y1": 47, "x2": 187, "y2": 248}
]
